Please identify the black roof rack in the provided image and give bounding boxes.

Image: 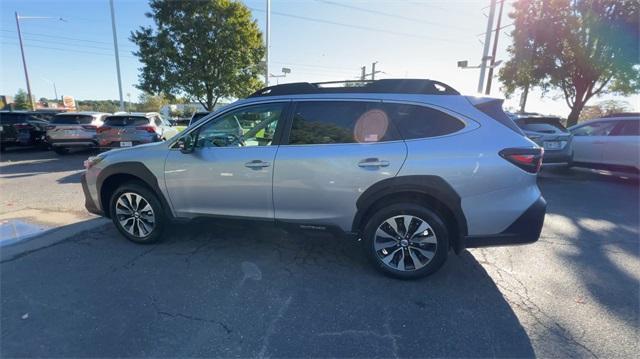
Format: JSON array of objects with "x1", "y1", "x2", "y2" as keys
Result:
[{"x1": 249, "y1": 79, "x2": 460, "y2": 97}]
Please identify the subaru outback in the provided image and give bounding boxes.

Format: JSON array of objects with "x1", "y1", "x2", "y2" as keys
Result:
[{"x1": 81, "y1": 79, "x2": 546, "y2": 279}]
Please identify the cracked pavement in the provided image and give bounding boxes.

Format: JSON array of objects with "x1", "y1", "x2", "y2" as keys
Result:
[{"x1": 1, "y1": 153, "x2": 638, "y2": 357}]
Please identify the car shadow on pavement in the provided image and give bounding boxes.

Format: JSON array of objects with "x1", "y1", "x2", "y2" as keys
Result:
[
  {"x1": 1, "y1": 218, "x2": 535, "y2": 358},
  {"x1": 538, "y1": 170, "x2": 639, "y2": 330},
  {"x1": 0, "y1": 152, "x2": 88, "y2": 176}
]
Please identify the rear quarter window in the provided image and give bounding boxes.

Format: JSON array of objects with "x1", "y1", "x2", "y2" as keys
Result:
[
  {"x1": 383, "y1": 103, "x2": 466, "y2": 140},
  {"x1": 104, "y1": 116, "x2": 150, "y2": 126}
]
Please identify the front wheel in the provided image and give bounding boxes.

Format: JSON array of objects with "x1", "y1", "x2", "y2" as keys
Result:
[
  {"x1": 53, "y1": 147, "x2": 69, "y2": 155},
  {"x1": 110, "y1": 182, "x2": 165, "y2": 244},
  {"x1": 363, "y1": 203, "x2": 449, "y2": 279}
]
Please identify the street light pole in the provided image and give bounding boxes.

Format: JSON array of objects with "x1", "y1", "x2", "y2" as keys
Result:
[
  {"x1": 485, "y1": 0, "x2": 504, "y2": 95},
  {"x1": 477, "y1": 0, "x2": 496, "y2": 93},
  {"x1": 15, "y1": 12, "x2": 35, "y2": 110},
  {"x1": 109, "y1": 0, "x2": 125, "y2": 111},
  {"x1": 265, "y1": 0, "x2": 271, "y2": 87}
]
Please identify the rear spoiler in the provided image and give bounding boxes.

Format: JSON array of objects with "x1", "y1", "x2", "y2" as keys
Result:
[{"x1": 466, "y1": 96, "x2": 524, "y2": 135}]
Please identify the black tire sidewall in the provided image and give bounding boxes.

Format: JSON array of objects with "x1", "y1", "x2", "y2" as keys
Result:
[
  {"x1": 53, "y1": 147, "x2": 68, "y2": 155},
  {"x1": 363, "y1": 203, "x2": 449, "y2": 279},
  {"x1": 110, "y1": 182, "x2": 165, "y2": 244}
]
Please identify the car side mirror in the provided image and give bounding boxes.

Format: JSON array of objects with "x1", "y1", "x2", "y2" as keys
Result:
[{"x1": 177, "y1": 135, "x2": 195, "y2": 154}]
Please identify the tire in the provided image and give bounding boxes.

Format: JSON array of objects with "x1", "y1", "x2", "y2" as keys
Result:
[
  {"x1": 109, "y1": 182, "x2": 165, "y2": 244},
  {"x1": 362, "y1": 203, "x2": 449, "y2": 279},
  {"x1": 53, "y1": 147, "x2": 69, "y2": 155}
]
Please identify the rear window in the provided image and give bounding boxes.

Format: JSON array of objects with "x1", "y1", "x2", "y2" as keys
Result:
[
  {"x1": 0, "y1": 112, "x2": 41, "y2": 124},
  {"x1": 52, "y1": 114, "x2": 94, "y2": 125},
  {"x1": 516, "y1": 118, "x2": 567, "y2": 133},
  {"x1": 104, "y1": 116, "x2": 149, "y2": 126}
]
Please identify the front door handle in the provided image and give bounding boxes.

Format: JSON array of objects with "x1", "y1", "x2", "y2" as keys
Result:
[
  {"x1": 358, "y1": 158, "x2": 390, "y2": 168},
  {"x1": 245, "y1": 160, "x2": 271, "y2": 169}
]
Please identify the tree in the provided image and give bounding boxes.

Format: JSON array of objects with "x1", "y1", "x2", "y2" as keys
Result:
[
  {"x1": 13, "y1": 89, "x2": 31, "y2": 110},
  {"x1": 131, "y1": 0, "x2": 265, "y2": 111},
  {"x1": 499, "y1": 0, "x2": 639, "y2": 126},
  {"x1": 136, "y1": 93, "x2": 170, "y2": 112},
  {"x1": 579, "y1": 99, "x2": 632, "y2": 121}
]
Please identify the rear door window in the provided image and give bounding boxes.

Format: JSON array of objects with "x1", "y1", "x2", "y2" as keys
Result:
[
  {"x1": 382, "y1": 103, "x2": 466, "y2": 140},
  {"x1": 572, "y1": 121, "x2": 617, "y2": 136},
  {"x1": 104, "y1": 116, "x2": 149, "y2": 126},
  {"x1": 288, "y1": 101, "x2": 401, "y2": 145},
  {"x1": 611, "y1": 120, "x2": 640, "y2": 136},
  {"x1": 52, "y1": 114, "x2": 94, "y2": 125}
]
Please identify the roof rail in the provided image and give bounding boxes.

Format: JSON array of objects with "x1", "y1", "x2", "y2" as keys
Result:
[{"x1": 248, "y1": 79, "x2": 460, "y2": 97}]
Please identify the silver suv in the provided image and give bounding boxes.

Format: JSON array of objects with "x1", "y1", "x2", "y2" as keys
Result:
[
  {"x1": 81, "y1": 79, "x2": 546, "y2": 279},
  {"x1": 46, "y1": 112, "x2": 110, "y2": 154}
]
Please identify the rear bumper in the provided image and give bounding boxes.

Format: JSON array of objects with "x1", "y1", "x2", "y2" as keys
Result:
[
  {"x1": 49, "y1": 138, "x2": 98, "y2": 147},
  {"x1": 465, "y1": 195, "x2": 546, "y2": 248},
  {"x1": 543, "y1": 151, "x2": 572, "y2": 164},
  {"x1": 81, "y1": 173, "x2": 104, "y2": 216}
]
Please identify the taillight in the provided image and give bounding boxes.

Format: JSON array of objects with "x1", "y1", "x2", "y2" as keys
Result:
[
  {"x1": 82, "y1": 125, "x2": 97, "y2": 131},
  {"x1": 499, "y1": 148, "x2": 544, "y2": 174},
  {"x1": 96, "y1": 126, "x2": 111, "y2": 134},
  {"x1": 136, "y1": 125, "x2": 156, "y2": 133},
  {"x1": 14, "y1": 123, "x2": 33, "y2": 130}
]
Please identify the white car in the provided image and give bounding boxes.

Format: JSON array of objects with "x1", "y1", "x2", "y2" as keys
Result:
[{"x1": 568, "y1": 115, "x2": 639, "y2": 173}]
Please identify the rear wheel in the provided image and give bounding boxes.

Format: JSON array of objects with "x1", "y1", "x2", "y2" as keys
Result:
[
  {"x1": 363, "y1": 203, "x2": 449, "y2": 279},
  {"x1": 53, "y1": 147, "x2": 69, "y2": 155},
  {"x1": 109, "y1": 182, "x2": 165, "y2": 244}
]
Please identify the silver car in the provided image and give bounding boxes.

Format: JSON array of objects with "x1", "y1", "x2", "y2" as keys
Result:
[
  {"x1": 568, "y1": 115, "x2": 639, "y2": 173},
  {"x1": 46, "y1": 112, "x2": 110, "y2": 154},
  {"x1": 513, "y1": 116, "x2": 573, "y2": 164},
  {"x1": 97, "y1": 112, "x2": 179, "y2": 149},
  {"x1": 81, "y1": 79, "x2": 546, "y2": 279}
]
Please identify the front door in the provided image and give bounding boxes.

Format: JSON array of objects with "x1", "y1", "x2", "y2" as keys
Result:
[
  {"x1": 571, "y1": 120, "x2": 618, "y2": 164},
  {"x1": 164, "y1": 102, "x2": 288, "y2": 219}
]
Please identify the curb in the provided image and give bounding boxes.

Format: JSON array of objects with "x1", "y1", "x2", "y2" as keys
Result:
[{"x1": 0, "y1": 218, "x2": 110, "y2": 263}]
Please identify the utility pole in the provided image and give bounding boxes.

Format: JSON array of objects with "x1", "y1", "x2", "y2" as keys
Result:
[
  {"x1": 361, "y1": 66, "x2": 366, "y2": 81},
  {"x1": 477, "y1": 0, "x2": 496, "y2": 93},
  {"x1": 109, "y1": 0, "x2": 124, "y2": 111},
  {"x1": 265, "y1": 0, "x2": 271, "y2": 87},
  {"x1": 485, "y1": 0, "x2": 504, "y2": 95},
  {"x1": 15, "y1": 12, "x2": 34, "y2": 110}
]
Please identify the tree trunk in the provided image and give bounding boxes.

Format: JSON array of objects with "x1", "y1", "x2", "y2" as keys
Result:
[{"x1": 566, "y1": 101, "x2": 585, "y2": 127}]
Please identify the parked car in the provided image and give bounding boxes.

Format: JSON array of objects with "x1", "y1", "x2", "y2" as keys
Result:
[
  {"x1": 0, "y1": 111, "x2": 50, "y2": 151},
  {"x1": 46, "y1": 112, "x2": 110, "y2": 154},
  {"x1": 189, "y1": 111, "x2": 210, "y2": 126},
  {"x1": 513, "y1": 116, "x2": 573, "y2": 164},
  {"x1": 568, "y1": 116, "x2": 640, "y2": 173},
  {"x1": 97, "y1": 112, "x2": 179, "y2": 149},
  {"x1": 81, "y1": 79, "x2": 546, "y2": 279}
]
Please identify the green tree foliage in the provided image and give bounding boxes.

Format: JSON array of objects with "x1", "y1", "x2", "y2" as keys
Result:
[
  {"x1": 76, "y1": 100, "x2": 121, "y2": 113},
  {"x1": 131, "y1": 0, "x2": 265, "y2": 111},
  {"x1": 579, "y1": 99, "x2": 632, "y2": 121},
  {"x1": 13, "y1": 89, "x2": 31, "y2": 110},
  {"x1": 136, "y1": 93, "x2": 170, "y2": 112},
  {"x1": 499, "y1": 0, "x2": 639, "y2": 126}
]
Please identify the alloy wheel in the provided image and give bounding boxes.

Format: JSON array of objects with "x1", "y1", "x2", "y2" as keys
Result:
[
  {"x1": 374, "y1": 215, "x2": 438, "y2": 271},
  {"x1": 115, "y1": 192, "x2": 155, "y2": 238}
]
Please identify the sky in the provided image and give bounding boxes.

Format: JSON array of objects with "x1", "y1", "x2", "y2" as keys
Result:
[{"x1": 1, "y1": 0, "x2": 638, "y2": 117}]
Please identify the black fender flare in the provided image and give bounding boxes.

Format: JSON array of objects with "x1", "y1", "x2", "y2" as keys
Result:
[
  {"x1": 96, "y1": 161, "x2": 174, "y2": 219},
  {"x1": 352, "y1": 175, "x2": 468, "y2": 252}
]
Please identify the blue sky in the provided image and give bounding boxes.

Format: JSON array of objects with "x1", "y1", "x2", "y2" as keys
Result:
[{"x1": 1, "y1": 0, "x2": 637, "y2": 116}]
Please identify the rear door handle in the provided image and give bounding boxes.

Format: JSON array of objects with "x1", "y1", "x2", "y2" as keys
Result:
[
  {"x1": 358, "y1": 158, "x2": 390, "y2": 168},
  {"x1": 245, "y1": 160, "x2": 271, "y2": 169}
]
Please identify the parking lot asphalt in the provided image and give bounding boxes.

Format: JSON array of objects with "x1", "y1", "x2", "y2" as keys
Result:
[{"x1": 0, "y1": 150, "x2": 638, "y2": 358}]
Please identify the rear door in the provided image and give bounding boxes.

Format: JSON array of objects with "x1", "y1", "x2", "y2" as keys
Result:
[
  {"x1": 603, "y1": 119, "x2": 640, "y2": 169},
  {"x1": 571, "y1": 120, "x2": 618, "y2": 164},
  {"x1": 272, "y1": 100, "x2": 407, "y2": 230}
]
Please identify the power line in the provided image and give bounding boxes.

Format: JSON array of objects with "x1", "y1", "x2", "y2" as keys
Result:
[
  {"x1": 248, "y1": 7, "x2": 474, "y2": 45},
  {"x1": 0, "y1": 33, "x2": 126, "y2": 52},
  {"x1": 1, "y1": 41, "x2": 137, "y2": 59},
  {"x1": 271, "y1": 60, "x2": 358, "y2": 73},
  {"x1": 314, "y1": 0, "x2": 474, "y2": 32},
  {"x1": 0, "y1": 28, "x2": 137, "y2": 49}
]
